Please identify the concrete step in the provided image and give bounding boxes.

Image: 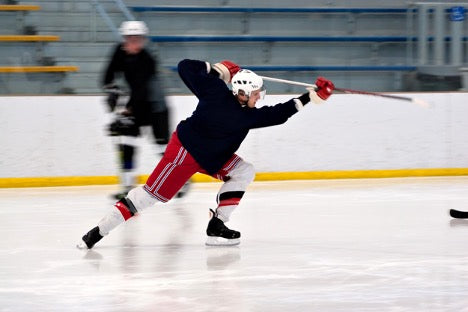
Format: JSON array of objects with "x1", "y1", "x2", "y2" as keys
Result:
[
  {"x1": 129, "y1": 0, "x2": 410, "y2": 7},
  {"x1": 62, "y1": 72, "x2": 101, "y2": 91},
  {"x1": 138, "y1": 12, "x2": 406, "y2": 37},
  {"x1": 31, "y1": 7, "x2": 407, "y2": 36},
  {"x1": 0, "y1": 72, "x2": 71, "y2": 94},
  {"x1": 30, "y1": 12, "x2": 123, "y2": 29},
  {"x1": 0, "y1": 14, "x2": 22, "y2": 32},
  {"x1": 46, "y1": 42, "x2": 114, "y2": 58},
  {"x1": 55, "y1": 57, "x2": 106, "y2": 73},
  {"x1": 60, "y1": 70, "x2": 188, "y2": 95},
  {"x1": 153, "y1": 41, "x2": 406, "y2": 66},
  {"x1": 39, "y1": 30, "x2": 116, "y2": 43},
  {"x1": 34, "y1": 0, "x2": 123, "y2": 13},
  {"x1": 0, "y1": 42, "x2": 53, "y2": 64}
]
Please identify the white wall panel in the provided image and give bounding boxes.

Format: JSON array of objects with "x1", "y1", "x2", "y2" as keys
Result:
[{"x1": 1, "y1": 92, "x2": 467, "y2": 178}]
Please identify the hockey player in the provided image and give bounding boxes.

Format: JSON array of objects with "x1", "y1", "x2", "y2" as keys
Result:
[
  {"x1": 78, "y1": 59, "x2": 334, "y2": 248},
  {"x1": 102, "y1": 21, "x2": 190, "y2": 199}
]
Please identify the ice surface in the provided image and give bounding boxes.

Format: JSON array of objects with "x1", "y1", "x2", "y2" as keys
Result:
[{"x1": 1, "y1": 177, "x2": 468, "y2": 311}]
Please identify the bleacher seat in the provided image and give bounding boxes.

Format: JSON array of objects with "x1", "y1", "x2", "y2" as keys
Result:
[
  {"x1": 0, "y1": 4, "x2": 40, "y2": 11},
  {"x1": 3, "y1": 1, "x2": 465, "y2": 93},
  {"x1": 0, "y1": 65, "x2": 78, "y2": 73},
  {"x1": 129, "y1": 5, "x2": 419, "y2": 93},
  {"x1": 0, "y1": 35, "x2": 59, "y2": 41},
  {"x1": 0, "y1": 2, "x2": 78, "y2": 94}
]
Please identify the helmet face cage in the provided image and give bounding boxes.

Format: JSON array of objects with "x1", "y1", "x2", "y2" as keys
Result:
[
  {"x1": 231, "y1": 69, "x2": 265, "y2": 99},
  {"x1": 119, "y1": 21, "x2": 149, "y2": 36}
]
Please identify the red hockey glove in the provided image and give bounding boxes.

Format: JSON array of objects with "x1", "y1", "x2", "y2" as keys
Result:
[
  {"x1": 315, "y1": 77, "x2": 334, "y2": 100},
  {"x1": 212, "y1": 60, "x2": 240, "y2": 83}
]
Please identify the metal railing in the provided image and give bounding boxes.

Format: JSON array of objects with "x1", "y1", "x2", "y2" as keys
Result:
[
  {"x1": 90, "y1": 0, "x2": 134, "y2": 41},
  {"x1": 408, "y1": 2, "x2": 467, "y2": 76}
]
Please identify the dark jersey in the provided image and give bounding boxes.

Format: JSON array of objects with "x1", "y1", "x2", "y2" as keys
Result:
[
  {"x1": 102, "y1": 43, "x2": 157, "y2": 125},
  {"x1": 176, "y1": 59, "x2": 300, "y2": 174}
]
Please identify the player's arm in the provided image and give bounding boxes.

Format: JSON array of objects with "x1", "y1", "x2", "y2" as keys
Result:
[
  {"x1": 102, "y1": 44, "x2": 124, "y2": 88},
  {"x1": 177, "y1": 59, "x2": 239, "y2": 99},
  {"x1": 101, "y1": 45, "x2": 130, "y2": 112},
  {"x1": 248, "y1": 77, "x2": 334, "y2": 128},
  {"x1": 247, "y1": 100, "x2": 299, "y2": 129}
]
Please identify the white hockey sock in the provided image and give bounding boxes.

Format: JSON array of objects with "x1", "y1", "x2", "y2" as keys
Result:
[
  {"x1": 127, "y1": 186, "x2": 159, "y2": 210},
  {"x1": 215, "y1": 205, "x2": 237, "y2": 223},
  {"x1": 97, "y1": 206, "x2": 125, "y2": 236},
  {"x1": 97, "y1": 186, "x2": 162, "y2": 237},
  {"x1": 121, "y1": 170, "x2": 136, "y2": 190},
  {"x1": 214, "y1": 159, "x2": 255, "y2": 223}
]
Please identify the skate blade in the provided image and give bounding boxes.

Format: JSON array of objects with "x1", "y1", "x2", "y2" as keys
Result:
[
  {"x1": 76, "y1": 240, "x2": 89, "y2": 250},
  {"x1": 205, "y1": 236, "x2": 240, "y2": 246}
]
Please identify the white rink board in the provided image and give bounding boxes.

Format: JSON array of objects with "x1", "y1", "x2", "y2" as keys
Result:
[{"x1": 1, "y1": 92, "x2": 468, "y2": 178}]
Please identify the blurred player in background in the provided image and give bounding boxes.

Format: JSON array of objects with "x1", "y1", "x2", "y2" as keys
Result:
[
  {"x1": 78, "y1": 58, "x2": 334, "y2": 249},
  {"x1": 102, "y1": 21, "x2": 190, "y2": 199}
]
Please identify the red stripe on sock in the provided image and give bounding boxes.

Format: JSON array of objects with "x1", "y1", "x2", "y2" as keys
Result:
[
  {"x1": 218, "y1": 198, "x2": 241, "y2": 207},
  {"x1": 115, "y1": 202, "x2": 132, "y2": 221}
]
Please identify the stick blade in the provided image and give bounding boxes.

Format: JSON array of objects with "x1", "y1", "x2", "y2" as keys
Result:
[
  {"x1": 449, "y1": 209, "x2": 468, "y2": 219},
  {"x1": 411, "y1": 97, "x2": 430, "y2": 108}
]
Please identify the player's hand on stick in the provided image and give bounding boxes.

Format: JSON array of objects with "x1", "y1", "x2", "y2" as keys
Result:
[
  {"x1": 212, "y1": 60, "x2": 240, "y2": 83},
  {"x1": 108, "y1": 112, "x2": 136, "y2": 136},
  {"x1": 309, "y1": 77, "x2": 334, "y2": 104},
  {"x1": 103, "y1": 84, "x2": 122, "y2": 112}
]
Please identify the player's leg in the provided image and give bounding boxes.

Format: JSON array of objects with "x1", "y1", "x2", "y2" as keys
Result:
[
  {"x1": 205, "y1": 156, "x2": 255, "y2": 246},
  {"x1": 77, "y1": 189, "x2": 147, "y2": 249},
  {"x1": 78, "y1": 195, "x2": 141, "y2": 249},
  {"x1": 78, "y1": 132, "x2": 197, "y2": 249},
  {"x1": 213, "y1": 156, "x2": 255, "y2": 223},
  {"x1": 114, "y1": 137, "x2": 137, "y2": 199},
  {"x1": 109, "y1": 114, "x2": 140, "y2": 200},
  {"x1": 149, "y1": 109, "x2": 192, "y2": 199},
  {"x1": 143, "y1": 132, "x2": 199, "y2": 202}
]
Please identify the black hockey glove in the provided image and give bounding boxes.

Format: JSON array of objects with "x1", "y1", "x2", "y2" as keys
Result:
[
  {"x1": 103, "y1": 84, "x2": 121, "y2": 112},
  {"x1": 108, "y1": 114, "x2": 138, "y2": 136}
]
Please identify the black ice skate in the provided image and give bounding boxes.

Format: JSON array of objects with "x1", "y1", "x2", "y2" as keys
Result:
[
  {"x1": 76, "y1": 226, "x2": 103, "y2": 249},
  {"x1": 206, "y1": 209, "x2": 240, "y2": 246}
]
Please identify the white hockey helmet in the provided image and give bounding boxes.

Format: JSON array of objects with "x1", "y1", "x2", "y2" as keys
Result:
[
  {"x1": 231, "y1": 69, "x2": 265, "y2": 98},
  {"x1": 119, "y1": 21, "x2": 149, "y2": 36}
]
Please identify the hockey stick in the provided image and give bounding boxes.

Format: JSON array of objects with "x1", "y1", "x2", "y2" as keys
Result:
[
  {"x1": 259, "y1": 75, "x2": 429, "y2": 108},
  {"x1": 449, "y1": 209, "x2": 468, "y2": 219}
]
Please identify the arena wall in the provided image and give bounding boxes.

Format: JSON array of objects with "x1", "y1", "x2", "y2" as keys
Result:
[{"x1": 1, "y1": 92, "x2": 467, "y2": 186}]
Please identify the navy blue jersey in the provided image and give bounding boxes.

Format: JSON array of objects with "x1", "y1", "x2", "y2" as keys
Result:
[{"x1": 176, "y1": 59, "x2": 300, "y2": 174}]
